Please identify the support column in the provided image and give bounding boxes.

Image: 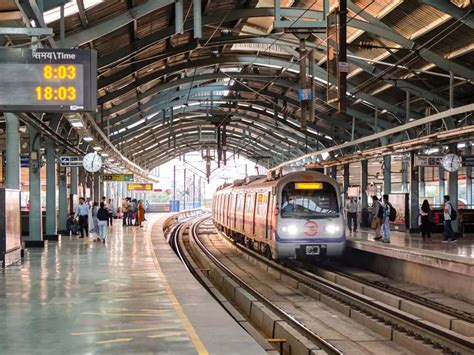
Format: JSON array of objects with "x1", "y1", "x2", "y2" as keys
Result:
[
  {"x1": 78, "y1": 167, "x2": 86, "y2": 197},
  {"x1": 361, "y1": 160, "x2": 368, "y2": 210},
  {"x1": 343, "y1": 164, "x2": 350, "y2": 199},
  {"x1": 402, "y1": 159, "x2": 409, "y2": 193},
  {"x1": 93, "y1": 173, "x2": 100, "y2": 202},
  {"x1": 329, "y1": 166, "x2": 337, "y2": 180},
  {"x1": 448, "y1": 169, "x2": 458, "y2": 233},
  {"x1": 122, "y1": 180, "x2": 127, "y2": 199},
  {"x1": 383, "y1": 155, "x2": 391, "y2": 194},
  {"x1": 439, "y1": 167, "x2": 445, "y2": 206},
  {"x1": 58, "y1": 165, "x2": 68, "y2": 233},
  {"x1": 5, "y1": 113, "x2": 20, "y2": 189},
  {"x1": 466, "y1": 145, "x2": 472, "y2": 208},
  {"x1": 183, "y1": 168, "x2": 187, "y2": 210},
  {"x1": 45, "y1": 139, "x2": 57, "y2": 240},
  {"x1": 409, "y1": 152, "x2": 419, "y2": 231},
  {"x1": 70, "y1": 166, "x2": 78, "y2": 213},
  {"x1": 419, "y1": 167, "x2": 425, "y2": 199},
  {"x1": 26, "y1": 125, "x2": 43, "y2": 247}
]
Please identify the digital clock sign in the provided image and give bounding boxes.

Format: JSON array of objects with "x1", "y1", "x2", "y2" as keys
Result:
[{"x1": 0, "y1": 48, "x2": 97, "y2": 112}]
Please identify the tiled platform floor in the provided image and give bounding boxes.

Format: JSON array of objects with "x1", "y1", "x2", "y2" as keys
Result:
[{"x1": 0, "y1": 214, "x2": 265, "y2": 354}]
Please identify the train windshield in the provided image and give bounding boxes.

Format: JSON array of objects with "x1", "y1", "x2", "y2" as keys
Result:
[{"x1": 280, "y1": 181, "x2": 339, "y2": 219}]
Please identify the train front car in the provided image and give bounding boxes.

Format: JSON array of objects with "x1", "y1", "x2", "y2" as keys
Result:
[{"x1": 274, "y1": 172, "x2": 345, "y2": 260}]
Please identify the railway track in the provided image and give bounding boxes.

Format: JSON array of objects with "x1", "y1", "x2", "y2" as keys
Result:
[
  {"x1": 296, "y1": 262, "x2": 474, "y2": 325},
  {"x1": 170, "y1": 216, "x2": 473, "y2": 354}
]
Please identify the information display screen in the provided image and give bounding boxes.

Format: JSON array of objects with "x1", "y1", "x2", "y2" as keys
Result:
[
  {"x1": 0, "y1": 48, "x2": 97, "y2": 112},
  {"x1": 128, "y1": 183, "x2": 153, "y2": 191}
]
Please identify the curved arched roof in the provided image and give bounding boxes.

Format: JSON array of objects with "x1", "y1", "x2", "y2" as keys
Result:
[{"x1": 7, "y1": 0, "x2": 474, "y2": 171}]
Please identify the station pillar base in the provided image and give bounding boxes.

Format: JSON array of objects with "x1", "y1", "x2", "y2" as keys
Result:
[
  {"x1": 24, "y1": 240, "x2": 45, "y2": 248},
  {"x1": 44, "y1": 234, "x2": 59, "y2": 241}
]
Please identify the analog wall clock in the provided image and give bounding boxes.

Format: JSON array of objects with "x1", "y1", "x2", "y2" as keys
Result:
[
  {"x1": 442, "y1": 153, "x2": 461, "y2": 172},
  {"x1": 82, "y1": 152, "x2": 103, "y2": 172}
]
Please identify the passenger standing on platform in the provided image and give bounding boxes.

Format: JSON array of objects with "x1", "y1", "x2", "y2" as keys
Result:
[
  {"x1": 75, "y1": 197, "x2": 89, "y2": 239},
  {"x1": 122, "y1": 198, "x2": 129, "y2": 226},
  {"x1": 108, "y1": 198, "x2": 114, "y2": 226},
  {"x1": 88, "y1": 202, "x2": 99, "y2": 237},
  {"x1": 419, "y1": 199, "x2": 432, "y2": 240},
  {"x1": 96, "y1": 202, "x2": 109, "y2": 243},
  {"x1": 346, "y1": 197, "x2": 358, "y2": 234},
  {"x1": 137, "y1": 200, "x2": 145, "y2": 227},
  {"x1": 372, "y1": 196, "x2": 383, "y2": 241},
  {"x1": 127, "y1": 198, "x2": 134, "y2": 226},
  {"x1": 442, "y1": 195, "x2": 457, "y2": 243},
  {"x1": 382, "y1": 194, "x2": 391, "y2": 243}
]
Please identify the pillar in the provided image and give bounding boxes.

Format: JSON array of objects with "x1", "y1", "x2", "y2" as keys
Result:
[
  {"x1": 58, "y1": 165, "x2": 68, "y2": 233},
  {"x1": 402, "y1": 159, "x2": 409, "y2": 193},
  {"x1": 5, "y1": 113, "x2": 20, "y2": 189},
  {"x1": 93, "y1": 173, "x2": 100, "y2": 202},
  {"x1": 343, "y1": 164, "x2": 350, "y2": 199},
  {"x1": 466, "y1": 145, "x2": 472, "y2": 208},
  {"x1": 409, "y1": 152, "x2": 419, "y2": 231},
  {"x1": 45, "y1": 139, "x2": 57, "y2": 240},
  {"x1": 329, "y1": 166, "x2": 337, "y2": 180},
  {"x1": 122, "y1": 180, "x2": 127, "y2": 198},
  {"x1": 439, "y1": 167, "x2": 445, "y2": 205},
  {"x1": 383, "y1": 155, "x2": 391, "y2": 194},
  {"x1": 448, "y1": 169, "x2": 458, "y2": 233},
  {"x1": 70, "y1": 166, "x2": 78, "y2": 213},
  {"x1": 419, "y1": 167, "x2": 425, "y2": 198},
  {"x1": 78, "y1": 167, "x2": 85, "y2": 197},
  {"x1": 361, "y1": 160, "x2": 368, "y2": 210},
  {"x1": 26, "y1": 125, "x2": 43, "y2": 247}
]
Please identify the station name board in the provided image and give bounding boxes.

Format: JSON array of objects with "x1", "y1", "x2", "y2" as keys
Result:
[
  {"x1": 127, "y1": 183, "x2": 153, "y2": 191},
  {"x1": 103, "y1": 174, "x2": 134, "y2": 181},
  {"x1": 0, "y1": 48, "x2": 97, "y2": 112},
  {"x1": 414, "y1": 156, "x2": 443, "y2": 167}
]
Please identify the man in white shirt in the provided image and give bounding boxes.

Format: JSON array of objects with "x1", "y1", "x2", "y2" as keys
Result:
[
  {"x1": 346, "y1": 197, "x2": 358, "y2": 234},
  {"x1": 75, "y1": 197, "x2": 90, "y2": 238},
  {"x1": 442, "y1": 195, "x2": 456, "y2": 243}
]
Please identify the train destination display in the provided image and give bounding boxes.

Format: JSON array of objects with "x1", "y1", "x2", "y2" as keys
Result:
[{"x1": 0, "y1": 48, "x2": 97, "y2": 112}]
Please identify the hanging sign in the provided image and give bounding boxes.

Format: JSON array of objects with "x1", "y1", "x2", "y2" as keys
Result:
[
  {"x1": 59, "y1": 156, "x2": 83, "y2": 167},
  {"x1": 414, "y1": 155, "x2": 443, "y2": 167},
  {"x1": 462, "y1": 156, "x2": 474, "y2": 167},
  {"x1": 127, "y1": 183, "x2": 153, "y2": 191},
  {"x1": 298, "y1": 88, "x2": 312, "y2": 101},
  {"x1": 103, "y1": 174, "x2": 134, "y2": 181}
]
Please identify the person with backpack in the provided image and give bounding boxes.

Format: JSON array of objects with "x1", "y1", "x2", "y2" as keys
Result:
[
  {"x1": 442, "y1": 195, "x2": 457, "y2": 243},
  {"x1": 381, "y1": 194, "x2": 393, "y2": 243},
  {"x1": 419, "y1": 199, "x2": 433, "y2": 240},
  {"x1": 371, "y1": 196, "x2": 383, "y2": 241},
  {"x1": 96, "y1": 202, "x2": 109, "y2": 243}
]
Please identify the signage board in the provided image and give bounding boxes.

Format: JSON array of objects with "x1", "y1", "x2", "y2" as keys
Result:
[
  {"x1": 298, "y1": 88, "x2": 312, "y2": 101},
  {"x1": 127, "y1": 183, "x2": 153, "y2": 191},
  {"x1": 2, "y1": 152, "x2": 30, "y2": 168},
  {"x1": 60, "y1": 156, "x2": 83, "y2": 167},
  {"x1": 338, "y1": 61, "x2": 350, "y2": 73},
  {"x1": 414, "y1": 155, "x2": 443, "y2": 167},
  {"x1": 103, "y1": 174, "x2": 134, "y2": 181},
  {"x1": 462, "y1": 156, "x2": 474, "y2": 167},
  {"x1": 0, "y1": 48, "x2": 97, "y2": 112}
]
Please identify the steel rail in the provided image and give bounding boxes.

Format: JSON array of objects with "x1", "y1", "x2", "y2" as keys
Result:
[
  {"x1": 214, "y1": 228, "x2": 474, "y2": 354},
  {"x1": 191, "y1": 217, "x2": 343, "y2": 355},
  {"x1": 307, "y1": 263, "x2": 474, "y2": 324}
]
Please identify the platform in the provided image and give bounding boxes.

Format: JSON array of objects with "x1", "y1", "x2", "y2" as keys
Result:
[
  {"x1": 345, "y1": 229, "x2": 474, "y2": 303},
  {"x1": 0, "y1": 214, "x2": 265, "y2": 354}
]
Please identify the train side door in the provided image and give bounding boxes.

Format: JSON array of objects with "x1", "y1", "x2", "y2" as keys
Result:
[
  {"x1": 252, "y1": 193, "x2": 257, "y2": 236},
  {"x1": 265, "y1": 192, "x2": 271, "y2": 239}
]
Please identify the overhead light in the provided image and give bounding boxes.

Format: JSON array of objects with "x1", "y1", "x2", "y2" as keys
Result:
[
  {"x1": 101, "y1": 153, "x2": 109, "y2": 157},
  {"x1": 83, "y1": 136, "x2": 93, "y2": 142},
  {"x1": 93, "y1": 146, "x2": 102, "y2": 151},
  {"x1": 71, "y1": 121, "x2": 83, "y2": 128}
]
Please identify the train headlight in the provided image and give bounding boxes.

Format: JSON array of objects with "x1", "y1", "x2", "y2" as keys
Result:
[
  {"x1": 281, "y1": 225, "x2": 298, "y2": 235},
  {"x1": 324, "y1": 224, "x2": 340, "y2": 234}
]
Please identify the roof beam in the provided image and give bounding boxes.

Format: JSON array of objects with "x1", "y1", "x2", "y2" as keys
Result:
[
  {"x1": 63, "y1": 0, "x2": 174, "y2": 47},
  {"x1": 419, "y1": 0, "x2": 474, "y2": 29}
]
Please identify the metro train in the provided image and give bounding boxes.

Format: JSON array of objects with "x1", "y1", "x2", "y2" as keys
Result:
[{"x1": 212, "y1": 170, "x2": 345, "y2": 260}]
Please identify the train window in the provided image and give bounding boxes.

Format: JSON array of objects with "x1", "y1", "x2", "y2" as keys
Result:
[
  {"x1": 236, "y1": 194, "x2": 244, "y2": 212},
  {"x1": 281, "y1": 182, "x2": 339, "y2": 219},
  {"x1": 245, "y1": 193, "x2": 254, "y2": 213}
]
